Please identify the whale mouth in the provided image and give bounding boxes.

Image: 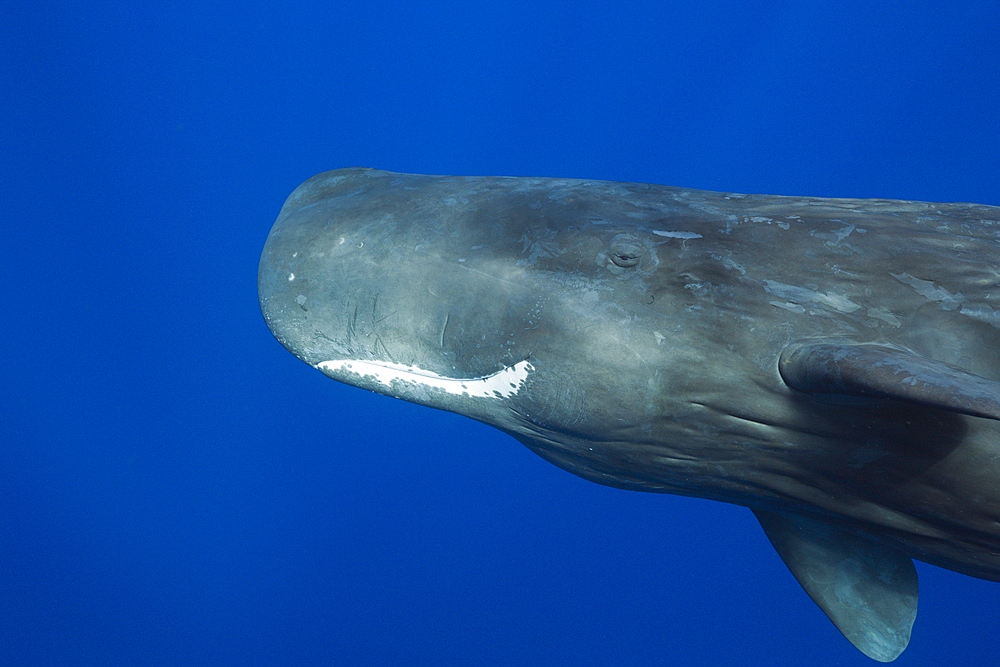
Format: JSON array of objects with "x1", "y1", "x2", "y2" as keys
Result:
[{"x1": 316, "y1": 358, "x2": 535, "y2": 400}]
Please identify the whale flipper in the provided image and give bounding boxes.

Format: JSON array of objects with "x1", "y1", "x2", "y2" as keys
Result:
[
  {"x1": 778, "y1": 341, "x2": 1000, "y2": 421},
  {"x1": 754, "y1": 509, "x2": 918, "y2": 662}
]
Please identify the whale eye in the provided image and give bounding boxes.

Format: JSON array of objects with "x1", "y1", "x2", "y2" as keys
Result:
[{"x1": 610, "y1": 243, "x2": 642, "y2": 267}]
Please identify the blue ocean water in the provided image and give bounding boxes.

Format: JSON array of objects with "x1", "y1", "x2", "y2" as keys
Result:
[{"x1": 3, "y1": 2, "x2": 997, "y2": 665}]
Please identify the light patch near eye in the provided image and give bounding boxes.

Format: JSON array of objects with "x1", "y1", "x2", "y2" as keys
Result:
[
  {"x1": 317, "y1": 358, "x2": 534, "y2": 399},
  {"x1": 653, "y1": 230, "x2": 703, "y2": 239}
]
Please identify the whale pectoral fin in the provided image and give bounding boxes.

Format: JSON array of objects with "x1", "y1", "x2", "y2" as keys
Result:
[
  {"x1": 753, "y1": 509, "x2": 918, "y2": 662},
  {"x1": 778, "y1": 341, "x2": 1000, "y2": 420}
]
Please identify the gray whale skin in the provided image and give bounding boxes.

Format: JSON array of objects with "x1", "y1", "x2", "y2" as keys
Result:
[{"x1": 259, "y1": 168, "x2": 1000, "y2": 662}]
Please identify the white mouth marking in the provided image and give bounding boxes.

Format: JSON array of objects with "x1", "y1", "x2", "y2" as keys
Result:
[{"x1": 316, "y1": 358, "x2": 534, "y2": 399}]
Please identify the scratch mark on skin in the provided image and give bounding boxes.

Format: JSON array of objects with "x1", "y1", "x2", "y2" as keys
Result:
[
  {"x1": 374, "y1": 335, "x2": 396, "y2": 364},
  {"x1": 606, "y1": 330, "x2": 649, "y2": 368},
  {"x1": 365, "y1": 294, "x2": 397, "y2": 363},
  {"x1": 440, "y1": 312, "x2": 450, "y2": 348},
  {"x1": 371, "y1": 293, "x2": 398, "y2": 324},
  {"x1": 410, "y1": 243, "x2": 526, "y2": 288},
  {"x1": 349, "y1": 304, "x2": 361, "y2": 343},
  {"x1": 625, "y1": 342, "x2": 648, "y2": 368},
  {"x1": 454, "y1": 262, "x2": 525, "y2": 289}
]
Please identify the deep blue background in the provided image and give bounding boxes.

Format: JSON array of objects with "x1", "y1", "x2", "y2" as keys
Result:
[{"x1": 3, "y1": 2, "x2": 998, "y2": 665}]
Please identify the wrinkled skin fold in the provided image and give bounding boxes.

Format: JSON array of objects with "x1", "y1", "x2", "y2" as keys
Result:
[{"x1": 259, "y1": 169, "x2": 1000, "y2": 661}]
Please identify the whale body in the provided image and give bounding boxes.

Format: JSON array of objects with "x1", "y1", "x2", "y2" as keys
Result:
[{"x1": 258, "y1": 169, "x2": 1000, "y2": 661}]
